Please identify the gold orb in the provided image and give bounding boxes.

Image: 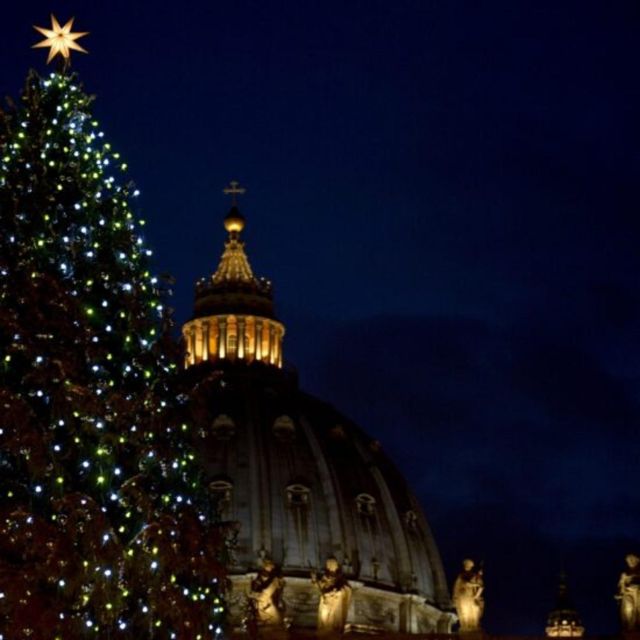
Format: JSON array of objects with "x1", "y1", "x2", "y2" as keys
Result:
[{"x1": 224, "y1": 210, "x2": 245, "y2": 233}]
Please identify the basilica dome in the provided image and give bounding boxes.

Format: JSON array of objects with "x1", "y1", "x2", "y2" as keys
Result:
[{"x1": 182, "y1": 186, "x2": 453, "y2": 634}]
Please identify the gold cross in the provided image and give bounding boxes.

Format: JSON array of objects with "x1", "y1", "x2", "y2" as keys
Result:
[{"x1": 223, "y1": 180, "x2": 246, "y2": 207}]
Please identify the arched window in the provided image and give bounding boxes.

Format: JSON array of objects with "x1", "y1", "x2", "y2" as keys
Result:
[
  {"x1": 286, "y1": 483, "x2": 310, "y2": 509},
  {"x1": 355, "y1": 493, "x2": 376, "y2": 517},
  {"x1": 209, "y1": 479, "x2": 233, "y2": 518},
  {"x1": 285, "y1": 483, "x2": 312, "y2": 567},
  {"x1": 354, "y1": 493, "x2": 381, "y2": 581},
  {"x1": 211, "y1": 414, "x2": 235, "y2": 440},
  {"x1": 273, "y1": 415, "x2": 296, "y2": 442},
  {"x1": 404, "y1": 510, "x2": 419, "y2": 531}
]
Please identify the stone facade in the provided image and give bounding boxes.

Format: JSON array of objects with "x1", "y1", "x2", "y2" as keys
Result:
[
  {"x1": 185, "y1": 198, "x2": 454, "y2": 633},
  {"x1": 228, "y1": 574, "x2": 454, "y2": 634}
]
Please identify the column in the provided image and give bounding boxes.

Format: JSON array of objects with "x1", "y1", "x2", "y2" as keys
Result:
[
  {"x1": 218, "y1": 317, "x2": 227, "y2": 359},
  {"x1": 189, "y1": 325, "x2": 196, "y2": 365},
  {"x1": 270, "y1": 327, "x2": 277, "y2": 367},
  {"x1": 210, "y1": 321, "x2": 218, "y2": 359},
  {"x1": 237, "y1": 317, "x2": 246, "y2": 360},
  {"x1": 201, "y1": 320, "x2": 210, "y2": 361},
  {"x1": 255, "y1": 319, "x2": 263, "y2": 361},
  {"x1": 267, "y1": 323, "x2": 275, "y2": 364},
  {"x1": 277, "y1": 328, "x2": 283, "y2": 367}
]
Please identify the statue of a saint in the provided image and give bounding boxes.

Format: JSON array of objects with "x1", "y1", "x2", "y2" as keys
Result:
[
  {"x1": 311, "y1": 557, "x2": 352, "y2": 637},
  {"x1": 453, "y1": 558, "x2": 484, "y2": 632},
  {"x1": 247, "y1": 559, "x2": 286, "y2": 635},
  {"x1": 617, "y1": 554, "x2": 640, "y2": 631}
]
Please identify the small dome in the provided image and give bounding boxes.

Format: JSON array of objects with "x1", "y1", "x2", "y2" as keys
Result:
[{"x1": 545, "y1": 573, "x2": 585, "y2": 637}]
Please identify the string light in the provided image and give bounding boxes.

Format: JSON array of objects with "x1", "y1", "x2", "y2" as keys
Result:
[{"x1": 0, "y1": 69, "x2": 226, "y2": 636}]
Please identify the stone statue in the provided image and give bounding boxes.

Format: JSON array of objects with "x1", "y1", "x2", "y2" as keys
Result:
[
  {"x1": 453, "y1": 558, "x2": 484, "y2": 632},
  {"x1": 311, "y1": 557, "x2": 352, "y2": 637},
  {"x1": 247, "y1": 559, "x2": 286, "y2": 635},
  {"x1": 617, "y1": 554, "x2": 640, "y2": 631}
]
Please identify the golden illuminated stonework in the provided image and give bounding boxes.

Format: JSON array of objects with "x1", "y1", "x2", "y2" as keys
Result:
[
  {"x1": 182, "y1": 183, "x2": 453, "y2": 635},
  {"x1": 183, "y1": 182, "x2": 285, "y2": 368},
  {"x1": 211, "y1": 234, "x2": 255, "y2": 284},
  {"x1": 453, "y1": 559, "x2": 484, "y2": 632},
  {"x1": 33, "y1": 15, "x2": 89, "y2": 65},
  {"x1": 184, "y1": 313, "x2": 284, "y2": 367},
  {"x1": 618, "y1": 554, "x2": 640, "y2": 632}
]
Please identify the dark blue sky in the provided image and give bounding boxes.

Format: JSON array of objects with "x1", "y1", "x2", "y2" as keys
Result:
[{"x1": 2, "y1": 1, "x2": 639, "y2": 634}]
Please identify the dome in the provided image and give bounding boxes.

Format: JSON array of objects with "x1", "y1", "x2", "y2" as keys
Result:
[
  {"x1": 183, "y1": 185, "x2": 453, "y2": 634},
  {"x1": 187, "y1": 363, "x2": 452, "y2": 633},
  {"x1": 183, "y1": 190, "x2": 284, "y2": 369},
  {"x1": 192, "y1": 204, "x2": 276, "y2": 321}
]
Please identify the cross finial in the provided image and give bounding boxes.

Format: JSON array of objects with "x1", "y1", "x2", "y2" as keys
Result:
[{"x1": 223, "y1": 180, "x2": 246, "y2": 207}]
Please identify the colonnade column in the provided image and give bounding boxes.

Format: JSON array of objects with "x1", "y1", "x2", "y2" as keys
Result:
[
  {"x1": 218, "y1": 317, "x2": 227, "y2": 359},
  {"x1": 238, "y1": 317, "x2": 246, "y2": 359},
  {"x1": 255, "y1": 319, "x2": 263, "y2": 361},
  {"x1": 201, "y1": 320, "x2": 210, "y2": 361},
  {"x1": 189, "y1": 326, "x2": 196, "y2": 365},
  {"x1": 274, "y1": 328, "x2": 281, "y2": 367},
  {"x1": 267, "y1": 324, "x2": 275, "y2": 364},
  {"x1": 270, "y1": 328, "x2": 277, "y2": 366},
  {"x1": 182, "y1": 316, "x2": 283, "y2": 368}
]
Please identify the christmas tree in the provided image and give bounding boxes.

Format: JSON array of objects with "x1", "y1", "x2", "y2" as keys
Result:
[{"x1": 0, "y1": 17, "x2": 227, "y2": 639}]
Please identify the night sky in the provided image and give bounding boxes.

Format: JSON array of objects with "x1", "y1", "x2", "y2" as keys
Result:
[{"x1": 2, "y1": 1, "x2": 639, "y2": 634}]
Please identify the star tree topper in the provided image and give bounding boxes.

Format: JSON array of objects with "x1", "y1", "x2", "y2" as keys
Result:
[{"x1": 33, "y1": 15, "x2": 88, "y2": 65}]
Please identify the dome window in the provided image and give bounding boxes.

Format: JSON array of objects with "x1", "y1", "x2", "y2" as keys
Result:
[
  {"x1": 211, "y1": 414, "x2": 236, "y2": 440},
  {"x1": 404, "y1": 510, "x2": 419, "y2": 531},
  {"x1": 329, "y1": 424, "x2": 346, "y2": 440},
  {"x1": 209, "y1": 479, "x2": 233, "y2": 518},
  {"x1": 273, "y1": 415, "x2": 296, "y2": 442},
  {"x1": 355, "y1": 493, "x2": 376, "y2": 517},
  {"x1": 286, "y1": 483, "x2": 310, "y2": 509}
]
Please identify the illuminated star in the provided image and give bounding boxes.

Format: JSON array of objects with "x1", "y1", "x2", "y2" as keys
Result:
[{"x1": 33, "y1": 15, "x2": 89, "y2": 65}]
